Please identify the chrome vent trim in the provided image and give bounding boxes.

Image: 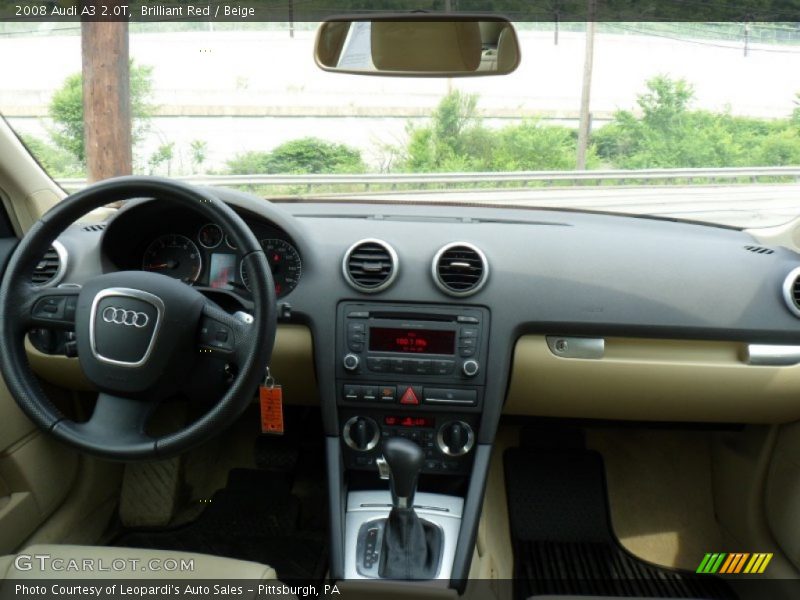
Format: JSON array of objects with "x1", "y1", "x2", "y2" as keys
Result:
[
  {"x1": 31, "y1": 241, "x2": 67, "y2": 287},
  {"x1": 342, "y1": 238, "x2": 398, "y2": 293},
  {"x1": 432, "y1": 242, "x2": 488, "y2": 297},
  {"x1": 782, "y1": 267, "x2": 800, "y2": 318}
]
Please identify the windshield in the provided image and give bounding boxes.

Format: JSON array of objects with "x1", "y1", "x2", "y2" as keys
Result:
[{"x1": 2, "y1": 21, "x2": 799, "y2": 228}]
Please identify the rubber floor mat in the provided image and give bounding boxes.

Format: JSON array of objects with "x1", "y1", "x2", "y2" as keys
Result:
[
  {"x1": 504, "y1": 448, "x2": 735, "y2": 599},
  {"x1": 116, "y1": 468, "x2": 327, "y2": 582}
]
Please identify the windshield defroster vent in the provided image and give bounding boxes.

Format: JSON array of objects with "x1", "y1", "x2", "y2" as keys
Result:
[
  {"x1": 31, "y1": 241, "x2": 67, "y2": 287},
  {"x1": 342, "y1": 239, "x2": 398, "y2": 293},
  {"x1": 782, "y1": 268, "x2": 800, "y2": 318},
  {"x1": 744, "y1": 245, "x2": 774, "y2": 255},
  {"x1": 433, "y1": 242, "x2": 489, "y2": 297}
]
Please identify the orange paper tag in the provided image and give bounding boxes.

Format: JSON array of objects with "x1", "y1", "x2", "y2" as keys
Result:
[{"x1": 259, "y1": 385, "x2": 284, "y2": 435}]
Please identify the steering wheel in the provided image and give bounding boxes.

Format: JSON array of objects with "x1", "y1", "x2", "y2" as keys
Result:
[{"x1": 0, "y1": 177, "x2": 277, "y2": 461}]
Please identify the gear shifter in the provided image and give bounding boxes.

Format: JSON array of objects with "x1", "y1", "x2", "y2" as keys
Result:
[
  {"x1": 378, "y1": 437, "x2": 443, "y2": 579},
  {"x1": 382, "y1": 436, "x2": 423, "y2": 508}
]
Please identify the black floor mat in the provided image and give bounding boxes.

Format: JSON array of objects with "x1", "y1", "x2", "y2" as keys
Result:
[
  {"x1": 116, "y1": 468, "x2": 327, "y2": 582},
  {"x1": 504, "y1": 447, "x2": 736, "y2": 599}
]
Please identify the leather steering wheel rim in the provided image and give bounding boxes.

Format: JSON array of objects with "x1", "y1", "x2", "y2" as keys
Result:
[{"x1": 0, "y1": 176, "x2": 277, "y2": 460}]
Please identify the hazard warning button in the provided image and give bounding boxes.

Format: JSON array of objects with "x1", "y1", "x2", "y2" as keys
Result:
[{"x1": 399, "y1": 386, "x2": 420, "y2": 405}]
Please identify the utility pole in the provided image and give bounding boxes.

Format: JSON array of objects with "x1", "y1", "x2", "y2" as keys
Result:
[
  {"x1": 81, "y1": 15, "x2": 132, "y2": 182},
  {"x1": 576, "y1": 3, "x2": 596, "y2": 170}
]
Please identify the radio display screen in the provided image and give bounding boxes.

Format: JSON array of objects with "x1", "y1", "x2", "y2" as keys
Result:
[{"x1": 369, "y1": 327, "x2": 455, "y2": 355}]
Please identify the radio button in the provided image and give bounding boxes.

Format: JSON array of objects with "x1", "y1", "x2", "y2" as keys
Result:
[
  {"x1": 348, "y1": 322, "x2": 366, "y2": 333},
  {"x1": 459, "y1": 348, "x2": 475, "y2": 358},
  {"x1": 458, "y1": 338, "x2": 476, "y2": 349},
  {"x1": 457, "y1": 316, "x2": 479, "y2": 324},
  {"x1": 390, "y1": 358, "x2": 407, "y2": 374},
  {"x1": 411, "y1": 359, "x2": 432, "y2": 375},
  {"x1": 367, "y1": 357, "x2": 388, "y2": 372},
  {"x1": 459, "y1": 328, "x2": 478, "y2": 338},
  {"x1": 348, "y1": 311, "x2": 369, "y2": 319},
  {"x1": 433, "y1": 360, "x2": 455, "y2": 375}
]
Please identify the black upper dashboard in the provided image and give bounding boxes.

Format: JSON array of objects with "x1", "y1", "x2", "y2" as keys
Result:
[{"x1": 55, "y1": 186, "x2": 800, "y2": 346}]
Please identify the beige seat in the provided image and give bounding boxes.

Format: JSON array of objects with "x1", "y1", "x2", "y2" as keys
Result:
[{"x1": 0, "y1": 544, "x2": 276, "y2": 580}]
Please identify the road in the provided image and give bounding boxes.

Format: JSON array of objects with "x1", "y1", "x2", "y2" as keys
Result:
[{"x1": 332, "y1": 183, "x2": 800, "y2": 228}]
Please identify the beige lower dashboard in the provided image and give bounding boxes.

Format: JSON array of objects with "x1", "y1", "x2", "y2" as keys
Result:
[
  {"x1": 505, "y1": 335, "x2": 800, "y2": 424},
  {"x1": 25, "y1": 324, "x2": 320, "y2": 405}
]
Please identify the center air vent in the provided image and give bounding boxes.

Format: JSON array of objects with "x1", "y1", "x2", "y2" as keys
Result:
[
  {"x1": 342, "y1": 239, "x2": 398, "y2": 293},
  {"x1": 783, "y1": 267, "x2": 800, "y2": 318},
  {"x1": 433, "y1": 242, "x2": 488, "y2": 297},
  {"x1": 31, "y1": 241, "x2": 67, "y2": 287}
]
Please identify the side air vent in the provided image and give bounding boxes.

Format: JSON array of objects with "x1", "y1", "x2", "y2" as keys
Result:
[
  {"x1": 82, "y1": 223, "x2": 106, "y2": 232},
  {"x1": 783, "y1": 267, "x2": 800, "y2": 318},
  {"x1": 342, "y1": 239, "x2": 398, "y2": 293},
  {"x1": 744, "y1": 245, "x2": 774, "y2": 255},
  {"x1": 31, "y1": 241, "x2": 67, "y2": 287},
  {"x1": 432, "y1": 242, "x2": 489, "y2": 297}
]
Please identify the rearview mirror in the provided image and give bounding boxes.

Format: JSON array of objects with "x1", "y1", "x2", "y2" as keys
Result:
[{"x1": 315, "y1": 16, "x2": 520, "y2": 77}]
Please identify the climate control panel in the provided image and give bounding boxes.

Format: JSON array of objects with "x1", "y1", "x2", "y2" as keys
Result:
[{"x1": 340, "y1": 410, "x2": 477, "y2": 475}]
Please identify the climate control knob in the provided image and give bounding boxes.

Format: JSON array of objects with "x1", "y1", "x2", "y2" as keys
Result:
[
  {"x1": 437, "y1": 421, "x2": 475, "y2": 457},
  {"x1": 343, "y1": 353, "x2": 360, "y2": 371},
  {"x1": 343, "y1": 416, "x2": 379, "y2": 452},
  {"x1": 462, "y1": 359, "x2": 479, "y2": 377}
]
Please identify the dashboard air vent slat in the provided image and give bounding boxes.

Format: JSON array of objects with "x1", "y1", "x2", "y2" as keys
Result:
[
  {"x1": 343, "y1": 239, "x2": 398, "y2": 293},
  {"x1": 31, "y1": 243, "x2": 66, "y2": 286},
  {"x1": 744, "y1": 245, "x2": 774, "y2": 255},
  {"x1": 433, "y1": 243, "x2": 488, "y2": 297}
]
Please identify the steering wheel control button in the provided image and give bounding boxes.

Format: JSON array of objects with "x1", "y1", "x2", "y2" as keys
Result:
[
  {"x1": 199, "y1": 320, "x2": 235, "y2": 352},
  {"x1": 33, "y1": 296, "x2": 68, "y2": 320},
  {"x1": 462, "y1": 359, "x2": 480, "y2": 377},
  {"x1": 90, "y1": 288, "x2": 163, "y2": 367}
]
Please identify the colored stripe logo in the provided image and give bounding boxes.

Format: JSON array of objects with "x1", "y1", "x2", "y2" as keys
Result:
[{"x1": 696, "y1": 552, "x2": 773, "y2": 574}]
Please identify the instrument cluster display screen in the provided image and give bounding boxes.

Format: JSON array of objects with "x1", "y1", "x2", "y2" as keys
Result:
[{"x1": 369, "y1": 327, "x2": 455, "y2": 355}]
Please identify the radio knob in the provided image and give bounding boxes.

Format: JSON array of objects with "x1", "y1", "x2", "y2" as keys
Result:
[
  {"x1": 462, "y1": 359, "x2": 479, "y2": 377},
  {"x1": 343, "y1": 353, "x2": 360, "y2": 371},
  {"x1": 437, "y1": 421, "x2": 474, "y2": 457}
]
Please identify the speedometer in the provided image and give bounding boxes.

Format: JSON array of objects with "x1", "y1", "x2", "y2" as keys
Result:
[
  {"x1": 240, "y1": 238, "x2": 302, "y2": 298},
  {"x1": 143, "y1": 234, "x2": 202, "y2": 284}
]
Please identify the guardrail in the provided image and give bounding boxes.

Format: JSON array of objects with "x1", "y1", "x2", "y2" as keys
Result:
[{"x1": 56, "y1": 166, "x2": 800, "y2": 193}]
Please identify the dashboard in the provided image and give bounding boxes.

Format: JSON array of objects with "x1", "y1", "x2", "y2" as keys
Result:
[{"x1": 102, "y1": 202, "x2": 302, "y2": 300}]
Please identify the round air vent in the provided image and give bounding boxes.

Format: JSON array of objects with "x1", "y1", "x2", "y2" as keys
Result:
[
  {"x1": 31, "y1": 241, "x2": 67, "y2": 287},
  {"x1": 432, "y1": 242, "x2": 488, "y2": 297},
  {"x1": 342, "y1": 239, "x2": 398, "y2": 293},
  {"x1": 783, "y1": 267, "x2": 800, "y2": 317}
]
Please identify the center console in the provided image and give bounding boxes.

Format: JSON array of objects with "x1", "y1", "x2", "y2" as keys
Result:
[
  {"x1": 337, "y1": 302, "x2": 489, "y2": 475},
  {"x1": 336, "y1": 302, "x2": 489, "y2": 581}
]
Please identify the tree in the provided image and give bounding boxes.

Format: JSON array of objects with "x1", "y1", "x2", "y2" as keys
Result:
[
  {"x1": 48, "y1": 61, "x2": 155, "y2": 164},
  {"x1": 226, "y1": 137, "x2": 365, "y2": 174}
]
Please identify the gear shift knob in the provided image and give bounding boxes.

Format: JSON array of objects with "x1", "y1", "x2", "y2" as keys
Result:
[{"x1": 382, "y1": 437, "x2": 424, "y2": 509}]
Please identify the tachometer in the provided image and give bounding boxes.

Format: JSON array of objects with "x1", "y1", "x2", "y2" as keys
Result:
[
  {"x1": 143, "y1": 234, "x2": 202, "y2": 284},
  {"x1": 241, "y1": 238, "x2": 302, "y2": 298}
]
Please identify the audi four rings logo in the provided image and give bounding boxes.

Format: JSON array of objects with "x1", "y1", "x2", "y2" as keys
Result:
[{"x1": 101, "y1": 307, "x2": 149, "y2": 328}]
